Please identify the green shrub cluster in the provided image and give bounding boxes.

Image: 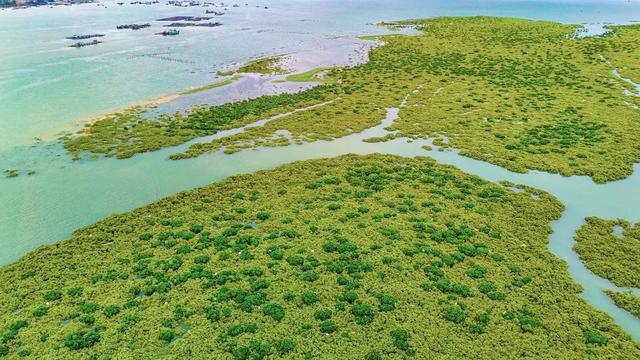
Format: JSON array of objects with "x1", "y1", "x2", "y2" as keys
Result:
[
  {"x1": 574, "y1": 217, "x2": 640, "y2": 288},
  {"x1": 605, "y1": 290, "x2": 640, "y2": 319},
  {"x1": 0, "y1": 154, "x2": 636, "y2": 358},
  {"x1": 61, "y1": 18, "x2": 640, "y2": 183}
]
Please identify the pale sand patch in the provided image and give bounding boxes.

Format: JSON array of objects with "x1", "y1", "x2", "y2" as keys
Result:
[
  {"x1": 44, "y1": 93, "x2": 182, "y2": 141},
  {"x1": 144, "y1": 94, "x2": 180, "y2": 106}
]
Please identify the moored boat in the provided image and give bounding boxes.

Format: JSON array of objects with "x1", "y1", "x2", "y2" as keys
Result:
[
  {"x1": 66, "y1": 34, "x2": 105, "y2": 40},
  {"x1": 163, "y1": 21, "x2": 221, "y2": 27},
  {"x1": 68, "y1": 40, "x2": 103, "y2": 48},
  {"x1": 116, "y1": 23, "x2": 151, "y2": 30},
  {"x1": 155, "y1": 29, "x2": 180, "y2": 36}
]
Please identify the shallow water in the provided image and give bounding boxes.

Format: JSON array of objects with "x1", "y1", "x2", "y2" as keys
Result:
[
  {"x1": 421, "y1": 141, "x2": 640, "y2": 339},
  {"x1": 2, "y1": 0, "x2": 639, "y2": 149},
  {"x1": 2, "y1": 0, "x2": 640, "y2": 341},
  {"x1": 613, "y1": 224, "x2": 624, "y2": 238},
  {"x1": 3, "y1": 107, "x2": 640, "y2": 339},
  {"x1": 613, "y1": 69, "x2": 640, "y2": 97}
]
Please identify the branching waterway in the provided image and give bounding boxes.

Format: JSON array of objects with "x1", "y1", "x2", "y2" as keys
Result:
[
  {"x1": 3, "y1": 0, "x2": 640, "y2": 346},
  {"x1": 2, "y1": 106, "x2": 640, "y2": 339}
]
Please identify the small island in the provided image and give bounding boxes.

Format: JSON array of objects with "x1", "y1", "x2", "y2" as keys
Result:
[
  {"x1": 574, "y1": 217, "x2": 640, "y2": 288},
  {"x1": 3, "y1": 169, "x2": 18, "y2": 178}
]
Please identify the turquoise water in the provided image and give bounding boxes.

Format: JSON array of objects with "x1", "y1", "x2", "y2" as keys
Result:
[
  {"x1": 1, "y1": 0, "x2": 638, "y2": 148},
  {"x1": 5, "y1": 106, "x2": 640, "y2": 339},
  {"x1": 1, "y1": 0, "x2": 640, "y2": 340}
]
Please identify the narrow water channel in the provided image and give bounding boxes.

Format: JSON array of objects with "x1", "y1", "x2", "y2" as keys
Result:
[{"x1": 1, "y1": 107, "x2": 639, "y2": 340}]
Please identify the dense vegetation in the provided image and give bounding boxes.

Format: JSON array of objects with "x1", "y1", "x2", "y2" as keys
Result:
[
  {"x1": 599, "y1": 25, "x2": 640, "y2": 81},
  {"x1": 3, "y1": 170, "x2": 18, "y2": 178},
  {"x1": 284, "y1": 67, "x2": 335, "y2": 83},
  {"x1": 606, "y1": 290, "x2": 640, "y2": 319},
  {"x1": 237, "y1": 56, "x2": 289, "y2": 75},
  {"x1": 63, "y1": 17, "x2": 640, "y2": 183},
  {"x1": 179, "y1": 75, "x2": 243, "y2": 95},
  {"x1": 63, "y1": 85, "x2": 337, "y2": 159},
  {"x1": 373, "y1": 18, "x2": 640, "y2": 183},
  {"x1": 574, "y1": 217, "x2": 640, "y2": 288},
  {"x1": 1, "y1": 154, "x2": 638, "y2": 358}
]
